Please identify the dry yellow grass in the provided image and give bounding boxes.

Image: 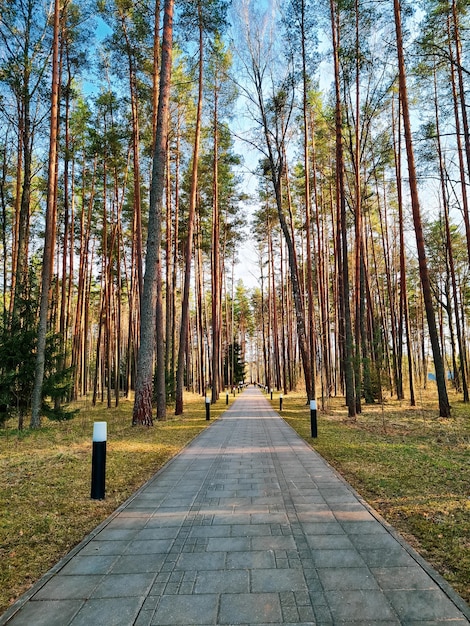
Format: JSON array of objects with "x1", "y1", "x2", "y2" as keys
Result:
[
  {"x1": 2, "y1": 387, "x2": 469, "y2": 614},
  {"x1": 0, "y1": 392, "x2": 231, "y2": 614},
  {"x1": 275, "y1": 389, "x2": 470, "y2": 603}
]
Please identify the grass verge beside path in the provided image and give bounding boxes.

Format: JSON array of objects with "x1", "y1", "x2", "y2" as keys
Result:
[
  {"x1": 0, "y1": 392, "x2": 231, "y2": 614},
  {"x1": 274, "y1": 390, "x2": 470, "y2": 604}
]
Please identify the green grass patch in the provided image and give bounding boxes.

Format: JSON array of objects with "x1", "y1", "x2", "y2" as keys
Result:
[
  {"x1": 0, "y1": 392, "x2": 232, "y2": 614},
  {"x1": 275, "y1": 390, "x2": 470, "y2": 603}
]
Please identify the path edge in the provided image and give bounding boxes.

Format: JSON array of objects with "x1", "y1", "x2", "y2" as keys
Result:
[
  {"x1": 278, "y1": 410, "x2": 470, "y2": 622},
  {"x1": 0, "y1": 411, "x2": 225, "y2": 625}
]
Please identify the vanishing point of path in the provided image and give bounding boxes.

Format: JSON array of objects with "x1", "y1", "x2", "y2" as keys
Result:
[{"x1": 1, "y1": 387, "x2": 469, "y2": 625}]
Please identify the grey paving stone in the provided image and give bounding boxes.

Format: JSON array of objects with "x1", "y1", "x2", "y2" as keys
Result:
[
  {"x1": 226, "y1": 550, "x2": 276, "y2": 569},
  {"x1": 218, "y1": 592, "x2": 282, "y2": 624},
  {"x1": 212, "y1": 513, "x2": 251, "y2": 525},
  {"x1": 175, "y1": 551, "x2": 226, "y2": 570},
  {"x1": 301, "y1": 521, "x2": 346, "y2": 535},
  {"x1": 135, "y1": 527, "x2": 181, "y2": 540},
  {"x1": 78, "y1": 540, "x2": 130, "y2": 556},
  {"x1": 69, "y1": 597, "x2": 144, "y2": 625},
  {"x1": 340, "y1": 520, "x2": 388, "y2": 534},
  {"x1": 120, "y1": 508, "x2": 157, "y2": 517},
  {"x1": 2, "y1": 388, "x2": 469, "y2": 626},
  {"x1": 3, "y1": 600, "x2": 82, "y2": 626},
  {"x1": 230, "y1": 523, "x2": 274, "y2": 536},
  {"x1": 311, "y1": 549, "x2": 367, "y2": 568},
  {"x1": 349, "y1": 531, "x2": 408, "y2": 550},
  {"x1": 298, "y1": 604, "x2": 316, "y2": 622},
  {"x1": 333, "y1": 509, "x2": 377, "y2": 523},
  {"x1": 305, "y1": 533, "x2": 355, "y2": 550},
  {"x1": 151, "y1": 593, "x2": 218, "y2": 625},
  {"x1": 319, "y1": 488, "x2": 358, "y2": 502},
  {"x1": 145, "y1": 514, "x2": 185, "y2": 528},
  {"x1": 324, "y1": 589, "x2": 399, "y2": 621},
  {"x1": 370, "y1": 566, "x2": 437, "y2": 590},
  {"x1": 403, "y1": 621, "x2": 470, "y2": 626},
  {"x1": 110, "y1": 553, "x2": 166, "y2": 573},
  {"x1": 94, "y1": 528, "x2": 139, "y2": 541},
  {"x1": 297, "y1": 510, "x2": 337, "y2": 523},
  {"x1": 134, "y1": 609, "x2": 154, "y2": 626},
  {"x1": 317, "y1": 567, "x2": 380, "y2": 591},
  {"x1": 251, "y1": 535, "x2": 297, "y2": 551},
  {"x1": 251, "y1": 512, "x2": 289, "y2": 524},
  {"x1": 124, "y1": 539, "x2": 174, "y2": 554},
  {"x1": 194, "y1": 569, "x2": 250, "y2": 593},
  {"x1": 151, "y1": 594, "x2": 218, "y2": 626},
  {"x1": 251, "y1": 568, "x2": 308, "y2": 592},
  {"x1": 189, "y1": 525, "x2": 228, "y2": 538},
  {"x1": 34, "y1": 575, "x2": 102, "y2": 600},
  {"x1": 206, "y1": 537, "x2": 250, "y2": 552},
  {"x1": 385, "y1": 589, "x2": 467, "y2": 621},
  {"x1": 359, "y1": 547, "x2": 417, "y2": 568},
  {"x1": 59, "y1": 555, "x2": 117, "y2": 575},
  {"x1": 90, "y1": 572, "x2": 155, "y2": 598},
  {"x1": 232, "y1": 503, "x2": 270, "y2": 513},
  {"x1": 105, "y1": 517, "x2": 149, "y2": 530}
]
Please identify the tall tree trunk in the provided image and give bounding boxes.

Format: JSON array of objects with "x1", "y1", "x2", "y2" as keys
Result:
[
  {"x1": 269, "y1": 230, "x2": 281, "y2": 390},
  {"x1": 433, "y1": 68, "x2": 469, "y2": 401},
  {"x1": 254, "y1": 94, "x2": 313, "y2": 400},
  {"x1": 330, "y1": 0, "x2": 356, "y2": 417},
  {"x1": 392, "y1": 94, "x2": 415, "y2": 406},
  {"x1": 58, "y1": 44, "x2": 71, "y2": 403},
  {"x1": 299, "y1": 0, "x2": 316, "y2": 403},
  {"x1": 393, "y1": 0, "x2": 450, "y2": 417},
  {"x1": 120, "y1": 30, "x2": 141, "y2": 399},
  {"x1": 165, "y1": 142, "x2": 173, "y2": 398},
  {"x1": 211, "y1": 80, "x2": 221, "y2": 403},
  {"x1": 152, "y1": 0, "x2": 161, "y2": 146},
  {"x1": 175, "y1": 0, "x2": 203, "y2": 415},
  {"x1": 196, "y1": 211, "x2": 205, "y2": 395},
  {"x1": 132, "y1": 0, "x2": 174, "y2": 425},
  {"x1": 447, "y1": 13, "x2": 470, "y2": 267},
  {"x1": 31, "y1": 0, "x2": 60, "y2": 427},
  {"x1": 9, "y1": 128, "x2": 22, "y2": 322},
  {"x1": 353, "y1": 0, "x2": 362, "y2": 413}
]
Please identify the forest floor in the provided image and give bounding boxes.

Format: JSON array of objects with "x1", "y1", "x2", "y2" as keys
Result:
[
  {"x1": 0, "y1": 387, "x2": 469, "y2": 615},
  {"x1": 278, "y1": 389, "x2": 470, "y2": 605},
  {"x1": 0, "y1": 392, "x2": 232, "y2": 615}
]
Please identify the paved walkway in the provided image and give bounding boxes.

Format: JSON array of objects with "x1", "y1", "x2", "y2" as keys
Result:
[{"x1": 1, "y1": 387, "x2": 469, "y2": 625}]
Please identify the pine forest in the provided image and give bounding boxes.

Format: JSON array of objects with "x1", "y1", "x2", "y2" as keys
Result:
[{"x1": 1, "y1": 0, "x2": 470, "y2": 429}]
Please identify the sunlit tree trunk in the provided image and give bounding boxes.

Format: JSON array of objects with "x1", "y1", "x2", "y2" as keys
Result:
[
  {"x1": 175, "y1": 0, "x2": 203, "y2": 415},
  {"x1": 330, "y1": 0, "x2": 355, "y2": 417},
  {"x1": 433, "y1": 67, "x2": 468, "y2": 402},
  {"x1": 133, "y1": 0, "x2": 173, "y2": 425},
  {"x1": 31, "y1": 0, "x2": 61, "y2": 427},
  {"x1": 392, "y1": 94, "x2": 415, "y2": 406},
  {"x1": 393, "y1": 0, "x2": 450, "y2": 417},
  {"x1": 211, "y1": 79, "x2": 221, "y2": 403},
  {"x1": 447, "y1": 13, "x2": 470, "y2": 267}
]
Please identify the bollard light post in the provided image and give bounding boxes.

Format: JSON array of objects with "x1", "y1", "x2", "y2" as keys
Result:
[
  {"x1": 91, "y1": 421, "x2": 107, "y2": 500},
  {"x1": 205, "y1": 396, "x2": 210, "y2": 421},
  {"x1": 270, "y1": 388, "x2": 273, "y2": 400},
  {"x1": 310, "y1": 400, "x2": 318, "y2": 438},
  {"x1": 226, "y1": 391, "x2": 229, "y2": 405},
  {"x1": 280, "y1": 394, "x2": 283, "y2": 411}
]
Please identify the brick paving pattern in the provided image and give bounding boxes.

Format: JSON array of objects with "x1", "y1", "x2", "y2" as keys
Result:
[{"x1": 1, "y1": 387, "x2": 469, "y2": 625}]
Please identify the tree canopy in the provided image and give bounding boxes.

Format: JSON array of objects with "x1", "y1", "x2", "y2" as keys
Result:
[{"x1": 1, "y1": 0, "x2": 469, "y2": 426}]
